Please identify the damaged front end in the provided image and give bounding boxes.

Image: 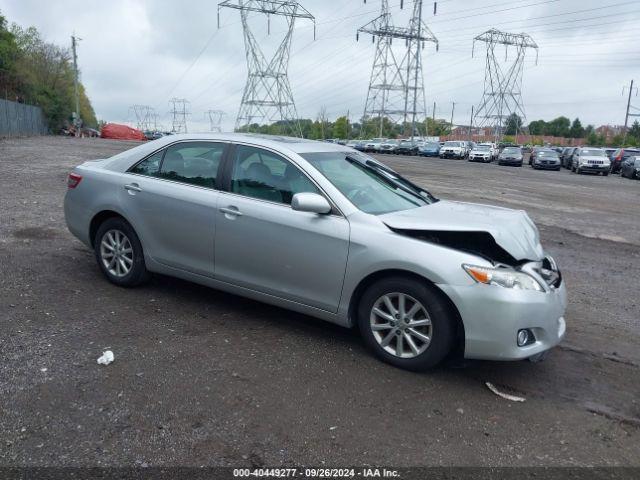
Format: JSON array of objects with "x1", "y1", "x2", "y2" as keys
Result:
[{"x1": 387, "y1": 227, "x2": 562, "y2": 292}]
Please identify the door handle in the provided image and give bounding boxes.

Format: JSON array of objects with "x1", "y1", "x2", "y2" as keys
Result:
[
  {"x1": 219, "y1": 207, "x2": 242, "y2": 217},
  {"x1": 124, "y1": 183, "x2": 142, "y2": 192}
]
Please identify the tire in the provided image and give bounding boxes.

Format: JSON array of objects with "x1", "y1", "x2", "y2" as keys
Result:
[
  {"x1": 94, "y1": 217, "x2": 150, "y2": 287},
  {"x1": 576, "y1": 167, "x2": 581, "y2": 174},
  {"x1": 603, "y1": 171, "x2": 609, "y2": 177},
  {"x1": 357, "y1": 276, "x2": 454, "y2": 371}
]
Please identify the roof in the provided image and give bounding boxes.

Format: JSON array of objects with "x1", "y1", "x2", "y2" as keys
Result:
[
  {"x1": 158, "y1": 132, "x2": 349, "y2": 154},
  {"x1": 103, "y1": 132, "x2": 351, "y2": 172}
]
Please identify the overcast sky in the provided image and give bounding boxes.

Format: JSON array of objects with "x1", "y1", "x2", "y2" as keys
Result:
[{"x1": 1, "y1": 0, "x2": 638, "y2": 132}]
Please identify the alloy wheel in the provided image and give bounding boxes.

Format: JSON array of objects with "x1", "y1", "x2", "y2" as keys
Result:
[
  {"x1": 370, "y1": 292, "x2": 432, "y2": 359},
  {"x1": 100, "y1": 229, "x2": 134, "y2": 277}
]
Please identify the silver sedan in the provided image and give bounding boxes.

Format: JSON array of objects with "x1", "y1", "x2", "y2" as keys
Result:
[{"x1": 64, "y1": 133, "x2": 566, "y2": 371}]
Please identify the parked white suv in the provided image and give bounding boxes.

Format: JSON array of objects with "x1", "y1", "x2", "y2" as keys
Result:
[
  {"x1": 571, "y1": 147, "x2": 611, "y2": 176},
  {"x1": 468, "y1": 144, "x2": 493, "y2": 163},
  {"x1": 439, "y1": 141, "x2": 467, "y2": 159}
]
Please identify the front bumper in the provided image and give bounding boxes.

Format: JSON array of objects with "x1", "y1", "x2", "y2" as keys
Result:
[
  {"x1": 469, "y1": 155, "x2": 490, "y2": 162},
  {"x1": 441, "y1": 151, "x2": 465, "y2": 158},
  {"x1": 579, "y1": 164, "x2": 609, "y2": 172},
  {"x1": 534, "y1": 161, "x2": 561, "y2": 169},
  {"x1": 438, "y1": 280, "x2": 567, "y2": 361},
  {"x1": 499, "y1": 158, "x2": 522, "y2": 165}
]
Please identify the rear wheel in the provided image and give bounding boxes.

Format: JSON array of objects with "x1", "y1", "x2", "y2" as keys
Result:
[
  {"x1": 358, "y1": 277, "x2": 454, "y2": 371},
  {"x1": 94, "y1": 217, "x2": 150, "y2": 287}
]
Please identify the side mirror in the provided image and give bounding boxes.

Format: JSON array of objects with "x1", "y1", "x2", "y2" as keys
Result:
[{"x1": 291, "y1": 192, "x2": 332, "y2": 215}]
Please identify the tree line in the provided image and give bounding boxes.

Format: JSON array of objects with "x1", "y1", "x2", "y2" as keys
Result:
[
  {"x1": 0, "y1": 11, "x2": 97, "y2": 131},
  {"x1": 242, "y1": 111, "x2": 640, "y2": 147}
]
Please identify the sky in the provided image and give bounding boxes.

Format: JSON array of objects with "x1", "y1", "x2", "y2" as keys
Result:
[{"x1": 1, "y1": 0, "x2": 638, "y2": 133}]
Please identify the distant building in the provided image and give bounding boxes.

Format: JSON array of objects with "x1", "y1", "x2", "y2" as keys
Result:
[{"x1": 595, "y1": 125, "x2": 627, "y2": 141}]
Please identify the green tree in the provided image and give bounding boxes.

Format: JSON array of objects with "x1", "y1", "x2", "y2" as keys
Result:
[
  {"x1": 332, "y1": 116, "x2": 349, "y2": 139},
  {"x1": 569, "y1": 118, "x2": 585, "y2": 139},
  {"x1": 0, "y1": 11, "x2": 19, "y2": 75},
  {"x1": 527, "y1": 119, "x2": 547, "y2": 135},
  {"x1": 547, "y1": 116, "x2": 571, "y2": 137},
  {"x1": 504, "y1": 113, "x2": 522, "y2": 135},
  {"x1": 629, "y1": 120, "x2": 640, "y2": 140},
  {"x1": 0, "y1": 18, "x2": 97, "y2": 130},
  {"x1": 424, "y1": 117, "x2": 450, "y2": 137}
]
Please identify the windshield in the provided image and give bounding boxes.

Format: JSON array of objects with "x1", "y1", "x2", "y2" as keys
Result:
[
  {"x1": 474, "y1": 145, "x2": 490, "y2": 151},
  {"x1": 425, "y1": 143, "x2": 439, "y2": 148},
  {"x1": 300, "y1": 152, "x2": 435, "y2": 215},
  {"x1": 581, "y1": 149, "x2": 605, "y2": 157},
  {"x1": 502, "y1": 147, "x2": 520, "y2": 154},
  {"x1": 444, "y1": 141, "x2": 462, "y2": 147}
]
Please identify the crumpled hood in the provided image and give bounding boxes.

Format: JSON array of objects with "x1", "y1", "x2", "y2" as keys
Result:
[{"x1": 380, "y1": 200, "x2": 544, "y2": 261}]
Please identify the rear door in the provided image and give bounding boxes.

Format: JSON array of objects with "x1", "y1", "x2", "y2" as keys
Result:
[
  {"x1": 120, "y1": 141, "x2": 228, "y2": 277},
  {"x1": 214, "y1": 144, "x2": 350, "y2": 312}
]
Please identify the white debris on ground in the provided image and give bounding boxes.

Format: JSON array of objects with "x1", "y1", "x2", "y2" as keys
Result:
[
  {"x1": 97, "y1": 350, "x2": 115, "y2": 366},
  {"x1": 485, "y1": 382, "x2": 526, "y2": 402}
]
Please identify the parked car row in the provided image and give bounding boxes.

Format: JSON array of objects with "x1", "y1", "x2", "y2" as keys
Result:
[{"x1": 340, "y1": 139, "x2": 639, "y2": 181}]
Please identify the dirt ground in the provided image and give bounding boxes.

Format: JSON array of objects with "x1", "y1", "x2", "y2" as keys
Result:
[{"x1": 0, "y1": 136, "x2": 639, "y2": 467}]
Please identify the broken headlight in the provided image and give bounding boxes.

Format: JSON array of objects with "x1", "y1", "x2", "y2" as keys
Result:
[{"x1": 462, "y1": 264, "x2": 544, "y2": 292}]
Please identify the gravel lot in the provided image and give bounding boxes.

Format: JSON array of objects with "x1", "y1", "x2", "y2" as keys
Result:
[{"x1": 1, "y1": 136, "x2": 639, "y2": 467}]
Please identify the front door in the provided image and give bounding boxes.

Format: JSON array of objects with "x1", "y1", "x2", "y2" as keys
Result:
[{"x1": 214, "y1": 144, "x2": 350, "y2": 313}]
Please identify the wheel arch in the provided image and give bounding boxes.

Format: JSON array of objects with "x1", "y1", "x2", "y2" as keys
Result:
[
  {"x1": 89, "y1": 210, "x2": 132, "y2": 248},
  {"x1": 348, "y1": 269, "x2": 465, "y2": 359}
]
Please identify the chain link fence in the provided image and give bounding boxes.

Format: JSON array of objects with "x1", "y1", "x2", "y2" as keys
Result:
[{"x1": 0, "y1": 98, "x2": 48, "y2": 137}]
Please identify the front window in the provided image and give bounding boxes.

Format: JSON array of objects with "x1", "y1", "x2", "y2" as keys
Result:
[
  {"x1": 475, "y1": 145, "x2": 490, "y2": 151},
  {"x1": 230, "y1": 145, "x2": 319, "y2": 205},
  {"x1": 444, "y1": 141, "x2": 461, "y2": 147},
  {"x1": 300, "y1": 151, "x2": 435, "y2": 215},
  {"x1": 502, "y1": 148, "x2": 520, "y2": 154}
]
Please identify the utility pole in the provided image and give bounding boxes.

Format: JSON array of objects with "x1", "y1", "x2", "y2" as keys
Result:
[
  {"x1": 450, "y1": 101, "x2": 455, "y2": 134},
  {"x1": 622, "y1": 79, "x2": 637, "y2": 144},
  {"x1": 71, "y1": 35, "x2": 81, "y2": 136},
  {"x1": 468, "y1": 105, "x2": 474, "y2": 141}
]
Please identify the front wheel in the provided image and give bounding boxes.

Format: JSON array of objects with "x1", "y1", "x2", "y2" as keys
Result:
[
  {"x1": 94, "y1": 217, "x2": 150, "y2": 287},
  {"x1": 358, "y1": 277, "x2": 454, "y2": 371}
]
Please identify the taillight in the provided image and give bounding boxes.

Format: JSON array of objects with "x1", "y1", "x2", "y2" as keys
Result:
[{"x1": 67, "y1": 172, "x2": 82, "y2": 189}]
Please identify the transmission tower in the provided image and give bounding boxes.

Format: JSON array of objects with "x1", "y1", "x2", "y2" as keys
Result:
[
  {"x1": 205, "y1": 110, "x2": 226, "y2": 132},
  {"x1": 130, "y1": 105, "x2": 155, "y2": 131},
  {"x1": 358, "y1": 0, "x2": 438, "y2": 139},
  {"x1": 472, "y1": 29, "x2": 538, "y2": 142},
  {"x1": 218, "y1": 0, "x2": 315, "y2": 137},
  {"x1": 169, "y1": 98, "x2": 190, "y2": 133}
]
